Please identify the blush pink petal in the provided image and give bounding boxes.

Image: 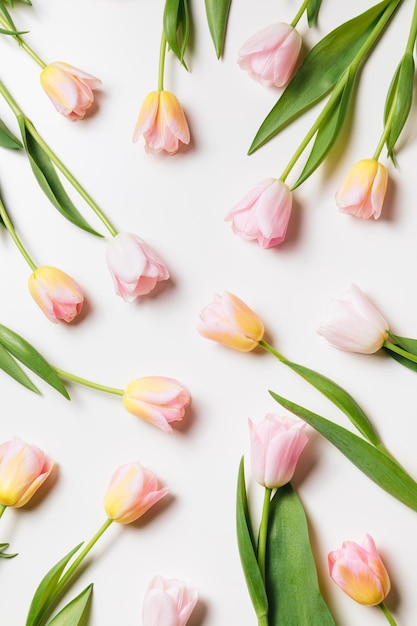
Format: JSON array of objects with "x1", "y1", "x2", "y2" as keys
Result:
[
  {"x1": 28, "y1": 266, "x2": 84, "y2": 323},
  {"x1": 335, "y1": 159, "x2": 388, "y2": 219},
  {"x1": 142, "y1": 576, "x2": 198, "y2": 626},
  {"x1": 40, "y1": 62, "x2": 101, "y2": 120}
]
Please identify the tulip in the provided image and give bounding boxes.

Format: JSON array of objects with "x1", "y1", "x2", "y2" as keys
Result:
[
  {"x1": 249, "y1": 414, "x2": 308, "y2": 489},
  {"x1": 103, "y1": 462, "x2": 168, "y2": 524},
  {"x1": 105, "y1": 233, "x2": 169, "y2": 302},
  {"x1": 328, "y1": 534, "x2": 391, "y2": 605},
  {"x1": 238, "y1": 22, "x2": 302, "y2": 88},
  {"x1": 122, "y1": 376, "x2": 190, "y2": 433},
  {"x1": 225, "y1": 178, "x2": 292, "y2": 248},
  {"x1": 142, "y1": 575, "x2": 198, "y2": 626},
  {"x1": 40, "y1": 62, "x2": 101, "y2": 121},
  {"x1": 318, "y1": 284, "x2": 389, "y2": 354},
  {"x1": 0, "y1": 437, "x2": 54, "y2": 508},
  {"x1": 197, "y1": 291, "x2": 264, "y2": 352},
  {"x1": 132, "y1": 90, "x2": 190, "y2": 155},
  {"x1": 335, "y1": 159, "x2": 388, "y2": 219},
  {"x1": 28, "y1": 265, "x2": 84, "y2": 323}
]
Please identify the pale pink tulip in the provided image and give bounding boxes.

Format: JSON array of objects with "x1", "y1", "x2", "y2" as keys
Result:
[
  {"x1": 335, "y1": 159, "x2": 388, "y2": 219},
  {"x1": 249, "y1": 414, "x2": 308, "y2": 488},
  {"x1": 0, "y1": 437, "x2": 54, "y2": 508},
  {"x1": 122, "y1": 376, "x2": 190, "y2": 433},
  {"x1": 238, "y1": 22, "x2": 302, "y2": 88},
  {"x1": 40, "y1": 62, "x2": 101, "y2": 120},
  {"x1": 328, "y1": 534, "x2": 391, "y2": 605},
  {"x1": 105, "y1": 233, "x2": 169, "y2": 301},
  {"x1": 318, "y1": 284, "x2": 389, "y2": 354},
  {"x1": 225, "y1": 178, "x2": 292, "y2": 248},
  {"x1": 28, "y1": 266, "x2": 84, "y2": 323},
  {"x1": 142, "y1": 575, "x2": 198, "y2": 626},
  {"x1": 103, "y1": 462, "x2": 168, "y2": 525},
  {"x1": 197, "y1": 291, "x2": 264, "y2": 352},
  {"x1": 133, "y1": 90, "x2": 190, "y2": 155}
]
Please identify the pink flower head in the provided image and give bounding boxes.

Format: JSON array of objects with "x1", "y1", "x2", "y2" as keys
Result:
[
  {"x1": 335, "y1": 159, "x2": 388, "y2": 219},
  {"x1": 197, "y1": 291, "x2": 264, "y2": 352},
  {"x1": 133, "y1": 90, "x2": 190, "y2": 155},
  {"x1": 40, "y1": 62, "x2": 101, "y2": 120},
  {"x1": 142, "y1": 575, "x2": 198, "y2": 626},
  {"x1": 28, "y1": 266, "x2": 84, "y2": 323},
  {"x1": 328, "y1": 534, "x2": 391, "y2": 605},
  {"x1": 122, "y1": 376, "x2": 190, "y2": 433},
  {"x1": 249, "y1": 414, "x2": 308, "y2": 488},
  {"x1": 0, "y1": 437, "x2": 54, "y2": 508},
  {"x1": 318, "y1": 284, "x2": 389, "y2": 354},
  {"x1": 103, "y1": 461, "x2": 168, "y2": 525},
  {"x1": 238, "y1": 22, "x2": 302, "y2": 88},
  {"x1": 225, "y1": 178, "x2": 292, "y2": 248},
  {"x1": 105, "y1": 232, "x2": 169, "y2": 302}
]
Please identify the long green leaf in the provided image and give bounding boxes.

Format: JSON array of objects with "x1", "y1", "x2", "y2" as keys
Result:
[
  {"x1": 307, "y1": 0, "x2": 323, "y2": 27},
  {"x1": 47, "y1": 584, "x2": 93, "y2": 626},
  {"x1": 236, "y1": 457, "x2": 269, "y2": 624},
  {"x1": 384, "y1": 53, "x2": 415, "y2": 159},
  {"x1": 270, "y1": 391, "x2": 417, "y2": 512},
  {"x1": 204, "y1": 0, "x2": 232, "y2": 58},
  {"x1": 163, "y1": 0, "x2": 189, "y2": 67},
  {"x1": 266, "y1": 483, "x2": 336, "y2": 625},
  {"x1": 388, "y1": 334, "x2": 417, "y2": 357},
  {"x1": 0, "y1": 342, "x2": 40, "y2": 393},
  {"x1": 0, "y1": 118, "x2": 23, "y2": 148},
  {"x1": 0, "y1": 324, "x2": 70, "y2": 399}
]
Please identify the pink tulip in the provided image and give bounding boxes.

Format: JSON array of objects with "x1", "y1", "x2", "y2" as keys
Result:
[
  {"x1": 103, "y1": 462, "x2": 168, "y2": 524},
  {"x1": 318, "y1": 284, "x2": 389, "y2": 354},
  {"x1": 197, "y1": 291, "x2": 264, "y2": 352},
  {"x1": 40, "y1": 62, "x2": 101, "y2": 120},
  {"x1": 249, "y1": 414, "x2": 308, "y2": 488},
  {"x1": 122, "y1": 376, "x2": 190, "y2": 433},
  {"x1": 142, "y1": 575, "x2": 198, "y2": 626},
  {"x1": 328, "y1": 534, "x2": 391, "y2": 605},
  {"x1": 0, "y1": 437, "x2": 54, "y2": 508},
  {"x1": 238, "y1": 22, "x2": 302, "y2": 88},
  {"x1": 28, "y1": 266, "x2": 84, "y2": 323},
  {"x1": 335, "y1": 159, "x2": 388, "y2": 219},
  {"x1": 225, "y1": 178, "x2": 292, "y2": 248},
  {"x1": 133, "y1": 90, "x2": 190, "y2": 155},
  {"x1": 105, "y1": 233, "x2": 169, "y2": 302}
]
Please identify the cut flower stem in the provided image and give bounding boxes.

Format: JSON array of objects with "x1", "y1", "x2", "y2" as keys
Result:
[
  {"x1": 0, "y1": 197, "x2": 37, "y2": 270},
  {"x1": 53, "y1": 367, "x2": 124, "y2": 397},
  {"x1": 0, "y1": 14, "x2": 46, "y2": 68},
  {"x1": 257, "y1": 487, "x2": 272, "y2": 583},
  {"x1": 379, "y1": 601, "x2": 398, "y2": 625}
]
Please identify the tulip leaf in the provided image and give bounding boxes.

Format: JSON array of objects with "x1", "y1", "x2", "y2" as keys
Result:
[
  {"x1": 0, "y1": 542, "x2": 18, "y2": 558},
  {"x1": 0, "y1": 324, "x2": 70, "y2": 399},
  {"x1": 248, "y1": 0, "x2": 398, "y2": 154},
  {"x1": 0, "y1": 342, "x2": 41, "y2": 394},
  {"x1": 163, "y1": 0, "x2": 190, "y2": 68},
  {"x1": 0, "y1": 118, "x2": 23, "y2": 148},
  {"x1": 236, "y1": 457, "x2": 269, "y2": 624},
  {"x1": 388, "y1": 334, "x2": 417, "y2": 356},
  {"x1": 204, "y1": 0, "x2": 232, "y2": 58},
  {"x1": 26, "y1": 542, "x2": 84, "y2": 626},
  {"x1": 384, "y1": 53, "x2": 415, "y2": 161},
  {"x1": 307, "y1": 0, "x2": 323, "y2": 27},
  {"x1": 47, "y1": 584, "x2": 93, "y2": 626},
  {"x1": 266, "y1": 483, "x2": 336, "y2": 625},
  {"x1": 269, "y1": 390, "x2": 417, "y2": 512},
  {"x1": 17, "y1": 116, "x2": 102, "y2": 237}
]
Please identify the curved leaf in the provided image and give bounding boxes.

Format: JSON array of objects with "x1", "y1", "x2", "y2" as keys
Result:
[
  {"x1": 204, "y1": 0, "x2": 232, "y2": 58},
  {"x1": 384, "y1": 53, "x2": 415, "y2": 159},
  {"x1": 307, "y1": 0, "x2": 323, "y2": 27},
  {"x1": 0, "y1": 343, "x2": 40, "y2": 393},
  {"x1": 0, "y1": 118, "x2": 23, "y2": 148},
  {"x1": 388, "y1": 333, "x2": 417, "y2": 356},
  {"x1": 47, "y1": 584, "x2": 93, "y2": 626},
  {"x1": 163, "y1": 0, "x2": 189, "y2": 67}
]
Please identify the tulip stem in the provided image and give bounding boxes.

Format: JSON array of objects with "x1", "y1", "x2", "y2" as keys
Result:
[
  {"x1": 383, "y1": 340, "x2": 417, "y2": 364},
  {"x1": 290, "y1": 0, "x2": 310, "y2": 28},
  {"x1": 0, "y1": 504, "x2": 6, "y2": 519},
  {"x1": 0, "y1": 197, "x2": 38, "y2": 270},
  {"x1": 257, "y1": 487, "x2": 272, "y2": 583},
  {"x1": 258, "y1": 340, "x2": 286, "y2": 363},
  {"x1": 379, "y1": 602, "x2": 397, "y2": 626},
  {"x1": 53, "y1": 368, "x2": 124, "y2": 396},
  {"x1": 158, "y1": 32, "x2": 167, "y2": 91},
  {"x1": 0, "y1": 14, "x2": 46, "y2": 68}
]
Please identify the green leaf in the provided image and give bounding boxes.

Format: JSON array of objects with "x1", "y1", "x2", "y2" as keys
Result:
[
  {"x1": 307, "y1": 0, "x2": 323, "y2": 27},
  {"x1": 204, "y1": 0, "x2": 232, "y2": 58},
  {"x1": 384, "y1": 334, "x2": 417, "y2": 372},
  {"x1": 236, "y1": 457, "x2": 269, "y2": 625},
  {"x1": 266, "y1": 483, "x2": 336, "y2": 625},
  {"x1": 384, "y1": 53, "x2": 415, "y2": 160},
  {"x1": 0, "y1": 343, "x2": 41, "y2": 393},
  {"x1": 0, "y1": 118, "x2": 23, "y2": 149},
  {"x1": 47, "y1": 584, "x2": 93, "y2": 626},
  {"x1": 26, "y1": 543, "x2": 84, "y2": 626},
  {"x1": 249, "y1": 0, "x2": 396, "y2": 153},
  {"x1": 0, "y1": 542, "x2": 18, "y2": 558},
  {"x1": 385, "y1": 350, "x2": 417, "y2": 372},
  {"x1": 390, "y1": 334, "x2": 417, "y2": 356},
  {"x1": 0, "y1": 324, "x2": 70, "y2": 399},
  {"x1": 17, "y1": 116, "x2": 102, "y2": 237},
  {"x1": 163, "y1": 0, "x2": 190, "y2": 68},
  {"x1": 270, "y1": 390, "x2": 417, "y2": 512}
]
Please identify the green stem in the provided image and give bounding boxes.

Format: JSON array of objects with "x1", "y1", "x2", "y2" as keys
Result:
[
  {"x1": 378, "y1": 602, "x2": 397, "y2": 626},
  {"x1": 257, "y1": 487, "x2": 272, "y2": 583},
  {"x1": 0, "y1": 197, "x2": 37, "y2": 270},
  {"x1": 53, "y1": 368, "x2": 124, "y2": 396},
  {"x1": 405, "y1": 0, "x2": 417, "y2": 54},
  {"x1": 0, "y1": 14, "x2": 46, "y2": 68},
  {"x1": 383, "y1": 340, "x2": 417, "y2": 364},
  {"x1": 0, "y1": 504, "x2": 7, "y2": 519},
  {"x1": 158, "y1": 32, "x2": 167, "y2": 91},
  {"x1": 258, "y1": 339, "x2": 286, "y2": 363},
  {"x1": 290, "y1": 0, "x2": 310, "y2": 28}
]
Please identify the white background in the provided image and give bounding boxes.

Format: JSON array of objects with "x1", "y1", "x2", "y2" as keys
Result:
[{"x1": 1, "y1": 1, "x2": 416, "y2": 624}]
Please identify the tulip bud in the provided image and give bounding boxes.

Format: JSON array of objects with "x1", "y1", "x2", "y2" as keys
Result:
[
  {"x1": 40, "y1": 62, "x2": 101, "y2": 121},
  {"x1": 335, "y1": 159, "x2": 388, "y2": 219},
  {"x1": 28, "y1": 266, "x2": 84, "y2": 323},
  {"x1": 142, "y1": 575, "x2": 198, "y2": 626}
]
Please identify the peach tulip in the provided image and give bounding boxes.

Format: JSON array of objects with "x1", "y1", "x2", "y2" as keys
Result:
[
  {"x1": 105, "y1": 233, "x2": 169, "y2": 301},
  {"x1": 103, "y1": 462, "x2": 168, "y2": 524},
  {"x1": 197, "y1": 291, "x2": 264, "y2": 352},
  {"x1": 0, "y1": 437, "x2": 54, "y2": 508},
  {"x1": 132, "y1": 90, "x2": 190, "y2": 154},
  {"x1": 335, "y1": 159, "x2": 388, "y2": 219},
  {"x1": 328, "y1": 534, "x2": 391, "y2": 605},
  {"x1": 122, "y1": 376, "x2": 190, "y2": 433},
  {"x1": 28, "y1": 266, "x2": 84, "y2": 323},
  {"x1": 40, "y1": 62, "x2": 101, "y2": 120},
  {"x1": 142, "y1": 575, "x2": 198, "y2": 626},
  {"x1": 225, "y1": 178, "x2": 292, "y2": 248},
  {"x1": 318, "y1": 284, "x2": 389, "y2": 354},
  {"x1": 238, "y1": 22, "x2": 302, "y2": 88}
]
